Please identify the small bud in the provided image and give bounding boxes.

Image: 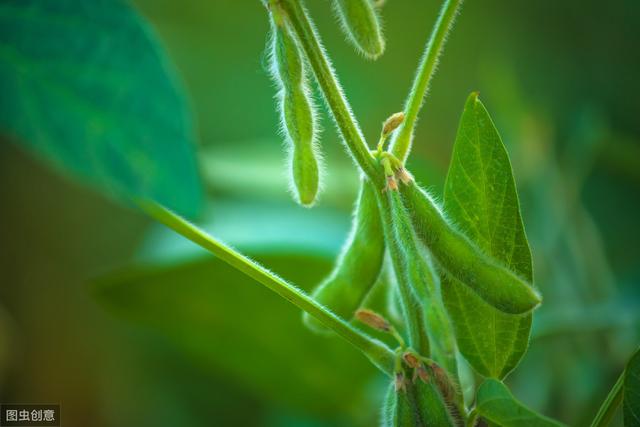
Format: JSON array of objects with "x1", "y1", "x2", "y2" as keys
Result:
[
  {"x1": 403, "y1": 351, "x2": 431, "y2": 383},
  {"x1": 396, "y1": 167, "x2": 413, "y2": 185},
  {"x1": 382, "y1": 112, "x2": 405, "y2": 136},
  {"x1": 402, "y1": 352, "x2": 421, "y2": 369},
  {"x1": 355, "y1": 308, "x2": 391, "y2": 332},
  {"x1": 416, "y1": 365, "x2": 430, "y2": 383},
  {"x1": 385, "y1": 175, "x2": 398, "y2": 192},
  {"x1": 394, "y1": 372, "x2": 408, "y2": 392}
]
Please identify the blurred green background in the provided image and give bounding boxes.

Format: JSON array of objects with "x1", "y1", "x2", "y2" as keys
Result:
[{"x1": 1, "y1": 0, "x2": 640, "y2": 426}]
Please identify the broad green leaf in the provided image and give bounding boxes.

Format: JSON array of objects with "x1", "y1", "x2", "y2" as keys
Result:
[
  {"x1": 624, "y1": 347, "x2": 640, "y2": 426},
  {"x1": 442, "y1": 92, "x2": 533, "y2": 378},
  {"x1": 476, "y1": 379, "x2": 565, "y2": 427},
  {"x1": 0, "y1": 0, "x2": 202, "y2": 216}
]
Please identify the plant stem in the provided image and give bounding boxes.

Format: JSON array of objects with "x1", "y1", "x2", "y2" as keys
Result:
[
  {"x1": 466, "y1": 408, "x2": 479, "y2": 427},
  {"x1": 277, "y1": 0, "x2": 384, "y2": 185},
  {"x1": 590, "y1": 370, "x2": 624, "y2": 427},
  {"x1": 390, "y1": 0, "x2": 464, "y2": 163},
  {"x1": 139, "y1": 200, "x2": 395, "y2": 376},
  {"x1": 375, "y1": 191, "x2": 430, "y2": 356}
]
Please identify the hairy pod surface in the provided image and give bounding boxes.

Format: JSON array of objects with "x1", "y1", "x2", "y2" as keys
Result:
[
  {"x1": 413, "y1": 379, "x2": 456, "y2": 427},
  {"x1": 381, "y1": 380, "x2": 455, "y2": 427},
  {"x1": 332, "y1": 0, "x2": 385, "y2": 59},
  {"x1": 376, "y1": 188, "x2": 430, "y2": 355},
  {"x1": 285, "y1": 89, "x2": 319, "y2": 205},
  {"x1": 387, "y1": 190, "x2": 431, "y2": 300},
  {"x1": 272, "y1": 16, "x2": 303, "y2": 87},
  {"x1": 303, "y1": 179, "x2": 385, "y2": 332},
  {"x1": 382, "y1": 383, "x2": 414, "y2": 427},
  {"x1": 271, "y1": 17, "x2": 321, "y2": 206},
  {"x1": 387, "y1": 190, "x2": 462, "y2": 407},
  {"x1": 399, "y1": 183, "x2": 541, "y2": 315}
]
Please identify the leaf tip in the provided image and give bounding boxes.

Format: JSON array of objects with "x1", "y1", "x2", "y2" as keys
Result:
[{"x1": 467, "y1": 90, "x2": 481, "y2": 105}]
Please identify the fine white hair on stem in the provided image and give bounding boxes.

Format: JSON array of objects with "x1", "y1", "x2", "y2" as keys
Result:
[
  {"x1": 390, "y1": 0, "x2": 464, "y2": 162},
  {"x1": 296, "y1": 2, "x2": 373, "y2": 161}
]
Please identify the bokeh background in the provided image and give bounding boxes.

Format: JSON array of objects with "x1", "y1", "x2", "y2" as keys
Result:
[{"x1": 1, "y1": 0, "x2": 640, "y2": 425}]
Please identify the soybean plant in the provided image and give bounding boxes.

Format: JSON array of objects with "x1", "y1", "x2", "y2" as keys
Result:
[
  {"x1": 253, "y1": 1, "x2": 637, "y2": 426},
  {"x1": 3, "y1": 0, "x2": 637, "y2": 425},
  {"x1": 150, "y1": 0, "x2": 638, "y2": 425}
]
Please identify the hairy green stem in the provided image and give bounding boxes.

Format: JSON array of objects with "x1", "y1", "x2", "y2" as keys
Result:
[
  {"x1": 277, "y1": 0, "x2": 383, "y2": 184},
  {"x1": 390, "y1": 0, "x2": 463, "y2": 163},
  {"x1": 466, "y1": 408, "x2": 479, "y2": 427},
  {"x1": 589, "y1": 370, "x2": 624, "y2": 427},
  {"x1": 139, "y1": 200, "x2": 395, "y2": 376}
]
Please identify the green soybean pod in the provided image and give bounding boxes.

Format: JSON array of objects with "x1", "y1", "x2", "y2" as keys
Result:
[
  {"x1": 332, "y1": 0, "x2": 385, "y2": 59},
  {"x1": 381, "y1": 383, "x2": 414, "y2": 427},
  {"x1": 382, "y1": 381, "x2": 455, "y2": 427},
  {"x1": 387, "y1": 190, "x2": 461, "y2": 406},
  {"x1": 413, "y1": 379, "x2": 456, "y2": 427},
  {"x1": 271, "y1": 18, "x2": 321, "y2": 206},
  {"x1": 399, "y1": 182, "x2": 542, "y2": 315},
  {"x1": 303, "y1": 179, "x2": 385, "y2": 332},
  {"x1": 282, "y1": 89, "x2": 320, "y2": 205},
  {"x1": 386, "y1": 190, "x2": 430, "y2": 300},
  {"x1": 272, "y1": 16, "x2": 303, "y2": 88}
]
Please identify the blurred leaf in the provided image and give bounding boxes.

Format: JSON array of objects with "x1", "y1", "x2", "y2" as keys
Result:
[
  {"x1": 0, "y1": 306, "x2": 14, "y2": 387},
  {"x1": 532, "y1": 298, "x2": 640, "y2": 340},
  {"x1": 0, "y1": 0, "x2": 202, "y2": 216},
  {"x1": 200, "y1": 144, "x2": 359, "y2": 209},
  {"x1": 476, "y1": 379, "x2": 565, "y2": 427},
  {"x1": 624, "y1": 347, "x2": 640, "y2": 426},
  {"x1": 442, "y1": 93, "x2": 533, "y2": 379},
  {"x1": 93, "y1": 255, "x2": 378, "y2": 421},
  {"x1": 137, "y1": 200, "x2": 350, "y2": 264}
]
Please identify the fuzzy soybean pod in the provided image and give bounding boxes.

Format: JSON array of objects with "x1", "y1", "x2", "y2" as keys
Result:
[
  {"x1": 387, "y1": 190, "x2": 462, "y2": 408},
  {"x1": 332, "y1": 0, "x2": 385, "y2": 59},
  {"x1": 381, "y1": 381, "x2": 455, "y2": 427},
  {"x1": 303, "y1": 179, "x2": 385, "y2": 333},
  {"x1": 381, "y1": 383, "x2": 413, "y2": 427},
  {"x1": 271, "y1": 18, "x2": 320, "y2": 206},
  {"x1": 399, "y1": 182, "x2": 542, "y2": 315},
  {"x1": 413, "y1": 380, "x2": 456, "y2": 427}
]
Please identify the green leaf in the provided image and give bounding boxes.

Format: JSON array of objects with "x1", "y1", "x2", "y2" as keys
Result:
[
  {"x1": 624, "y1": 347, "x2": 640, "y2": 426},
  {"x1": 590, "y1": 347, "x2": 640, "y2": 427},
  {"x1": 442, "y1": 92, "x2": 533, "y2": 378},
  {"x1": 0, "y1": 0, "x2": 202, "y2": 216},
  {"x1": 476, "y1": 379, "x2": 565, "y2": 427}
]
